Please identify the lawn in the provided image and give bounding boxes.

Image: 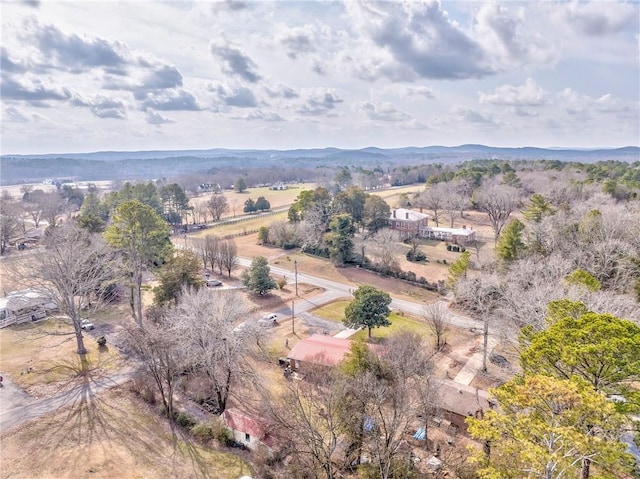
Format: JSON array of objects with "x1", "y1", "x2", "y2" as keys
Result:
[
  {"x1": 312, "y1": 300, "x2": 432, "y2": 340},
  {"x1": 310, "y1": 300, "x2": 350, "y2": 322},
  {"x1": 0, "y1": 386, "x2": 254, "y2": 479},
  {"x1": 0, "y1": 318, "x2": 125, "y2": 394}
]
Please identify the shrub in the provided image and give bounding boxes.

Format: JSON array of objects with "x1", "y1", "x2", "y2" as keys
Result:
[
  {"x1": 175, "y1": 412, "x2": 197, "y2": 429},
  {"x1": 277, "y1": 277, "x2": 287, "y2": 290},
  {"x1": 406, "y1": 250, "x2": 427, "y2": 262},
  {"x1": 129, "y1": 374, "x2": 156, "y2": 405},
  {"x1": 211, "y1": 420, "x2": 233, "y2": 445},
  {"x1": 96, "y1": 336, "x2": 107, "y2": 347},
  {"x1": 191, "y1": 422, "x2": 216, "y2": 441}
]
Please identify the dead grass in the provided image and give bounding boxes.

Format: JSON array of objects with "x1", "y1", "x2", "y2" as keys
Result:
[
  {"x1": 189, "y1": 183, "x2": 314, "y2": 216},
  {"x1": 0, "y1": 386, "x2": 254, "y2": 479},
  {"x1": 310, "y1": 301, "x2": 349, "y2": 322},
  {"x1": 0, "y1": 318, "x2": 126, "y2": 395}
]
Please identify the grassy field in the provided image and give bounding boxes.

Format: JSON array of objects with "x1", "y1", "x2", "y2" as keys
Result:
[
  {"x1": 189, "y1": 210, "x2": 289, "y2": 239},
  {"x1": 312, "y1": 300, "x2": 432, "y2": 341},
  {"x1": 190, "y1": 183, "x2": 314, "y2": 218},
  {"x1": 0, "y1": 318, "x2": 125, "y2": 393},
  {"x1": 0, "y1": 386, "x2": 254, "y2": 479}
]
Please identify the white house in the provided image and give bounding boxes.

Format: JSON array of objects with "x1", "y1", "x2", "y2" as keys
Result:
[
  {"x1": 0, "y1": 289, "x2": 57, "y2": 328},
  {"x1": 221, "y1": 408, "x2": 275, "y2": 451}
]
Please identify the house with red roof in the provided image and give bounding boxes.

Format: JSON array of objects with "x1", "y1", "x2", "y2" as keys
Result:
[
  {"x1": 221, "y1": 408, "x2": 275, "y2": 451},
  {"x1": 287, "y1": 334, "x2": 353, "y2": 372}
]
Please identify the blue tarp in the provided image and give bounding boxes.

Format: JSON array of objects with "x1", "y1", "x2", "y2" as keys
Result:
[
  {"x1": 363, "y1": 417, "x2": 375, "y2": 432},
  {"x1": 413, "y1": 427, "x2": 426, "y2": 441}
]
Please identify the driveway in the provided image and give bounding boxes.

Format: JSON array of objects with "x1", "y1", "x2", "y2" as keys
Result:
[
  {"x1": 0, "y1": 372, "x2": 35, "y2": 416},
  {"x1": 0, "y1": 369, "x2": 133, "y2": 434}
]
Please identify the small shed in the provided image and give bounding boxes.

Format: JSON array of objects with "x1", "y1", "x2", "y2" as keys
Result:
[
  {"x1": 221, "y1": 408, "x2": 274, "y2": 451},
  {"x1": 436, "y1": 381, "x2": 492, "y2": 432}
]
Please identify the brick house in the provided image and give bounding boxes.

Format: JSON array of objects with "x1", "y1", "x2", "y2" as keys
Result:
[{"x1": 388, "y1": 208, "x2": 430, "y2": 237}]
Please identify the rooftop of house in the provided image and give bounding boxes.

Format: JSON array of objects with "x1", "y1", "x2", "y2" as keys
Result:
[
  {"x1": 288, "y1": 334, "x2": 353, "y2": 367},
  {"x1": 425, "y1": 226, "x2": 475, "y2": 236},
  {"x1": 221, "y1": 408, "x2": 275, "y2": 447},
  {"x1": 390, "y1": 208, "x2": 430, "y2": 222},
  {"x1": 438, "y1": 380, "x2": 492, "y2": 418}
]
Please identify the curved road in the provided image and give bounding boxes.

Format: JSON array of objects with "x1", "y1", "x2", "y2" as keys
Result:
[
  {"x1": 1, "y1": 255, "x2": 478, "y2": 435},
  {"x1": 238, "y1": 257, "x2": 481, "y2": 331}
]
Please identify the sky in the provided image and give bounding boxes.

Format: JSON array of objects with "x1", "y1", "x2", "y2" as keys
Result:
[{"x1": 1, "y1": 0, "x2": 639, "y2": 155}]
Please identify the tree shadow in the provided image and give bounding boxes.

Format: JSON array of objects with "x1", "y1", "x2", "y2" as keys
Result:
[{"x1": 8, "y1": 365, "x2": 244, "y2": 478}]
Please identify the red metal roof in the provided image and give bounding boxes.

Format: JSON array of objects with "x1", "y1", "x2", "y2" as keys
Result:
[
  {"x1": 287, "y1": 334, "x2": 353, "y2": 366},
  {"x1": 221, "y1": 408, "x2": 268, "y2": 441}
]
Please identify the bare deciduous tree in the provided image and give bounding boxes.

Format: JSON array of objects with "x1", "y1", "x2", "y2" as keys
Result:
[
  {"x1": 368, "y1": 229, "x2": 401, "y2": 273},
  {"x1": 171, "y1": 287, "x2": 254, "y2": 413},
  {"x1": 423, "y1": 302, "x2": 450, "y2": 351},
  {"x1": 207, "y1": 194, "x2": 229, "y2": 221},
  {"x1": 0, "y1": 193, "x2": 21, "y2": 255},
  {"x1": 264, "y1": 366, "x2": 348, "y2": 479},
  {"x1": 454, "y1": 276, "x2": 503, "y2": 372},
  {"x1": 194, "y1": 202, "x2": 209, "y2": 224},
  {"x1": 444, "y1": 187, "x2": 469, "y2": 228},
  {"x1": 218, "y1": 238, "x2": 239, "y2": 278},
  {"x1": 365, "y1": 332, "x2": 435, "y2": 479},
  {"x1": 416, "y1": 183, "x2": 446, "y2": 227},
  {"x1": 269, "y1": 220, "x2": 300, "y2": 249},
  {"x1": 474, "y1": 183, "x2": 520, "y2": 243},
  {"x1": 128, "y1": 320, "x2": 183, "y2": 419},
  {"x1": 11, "y1": 223, "x2": 119, "y2": 355}
]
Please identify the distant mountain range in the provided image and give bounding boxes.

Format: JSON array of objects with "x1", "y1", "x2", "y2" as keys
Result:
[{"x1": 1, "y1": 145, "x2": 638, "y2": 185}]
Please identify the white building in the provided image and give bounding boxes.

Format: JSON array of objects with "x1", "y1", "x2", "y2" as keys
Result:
[{"x1": 0, "y1": 289, "x2": 57, "y2": 328}]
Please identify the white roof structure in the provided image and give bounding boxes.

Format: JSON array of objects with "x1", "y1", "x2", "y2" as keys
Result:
[
  {"x1": 426, "y1": 226, "x2": 475, "y2": 236},
  {"x1": 0, "y1": 289, "x2": 56, "y2": 312},
  {"x1": 390, "y1": 208, "x2": 430, "y2": 221}
]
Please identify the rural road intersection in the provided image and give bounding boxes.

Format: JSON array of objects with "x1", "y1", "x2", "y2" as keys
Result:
[{"x1": 1, "y1": 257, "x2": 483, "y2": 435}]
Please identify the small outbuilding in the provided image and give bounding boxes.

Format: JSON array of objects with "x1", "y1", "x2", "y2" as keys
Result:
[{"x1": 221, "y1": 408, "x2": 275, "y2": 451}]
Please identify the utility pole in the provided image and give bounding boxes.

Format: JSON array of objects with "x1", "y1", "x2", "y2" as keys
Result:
[
  {"x1": 292, "y1": 300, "x2": 295, "y2": 335},
  {"x1": 294, "y1": 260, "x2": 298, "y2": 296}
]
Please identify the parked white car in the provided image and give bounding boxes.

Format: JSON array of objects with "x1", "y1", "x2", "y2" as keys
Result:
[
  {"x1": 259, "y1": 313, "x2": 278, "y2": 326},
  {"x1": 80, "y1": 318, "x2": 94, "y2": 330}
]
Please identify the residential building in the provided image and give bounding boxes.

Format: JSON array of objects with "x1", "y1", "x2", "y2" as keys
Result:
[
  {"x1": 287, "y1": 334, "x2": 353, "y2": 372},
  {"x1": 388, "y1": 208, "x2": 430, "y2": 237},
  {"x1": 221, "y1": 408, "x2": 275, "y2": 451}
]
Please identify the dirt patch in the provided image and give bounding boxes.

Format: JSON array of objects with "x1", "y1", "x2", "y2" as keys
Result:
[
  {"x1": 244, "y1": 283, "x2": 323, "y2": 314},
  {"x1": 430, "y1": 327, "x2": 481, "y2": 379}
]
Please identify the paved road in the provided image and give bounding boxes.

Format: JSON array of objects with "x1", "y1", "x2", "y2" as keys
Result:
[
  {"x1": 1, "y1": 255, "x2": 483, "y2": 435},
  {"x1": 0, "y1": 373, "x2": 35, "y2": 416},
  {"x1": 238, "y1": 257, "x2": 482, "y2": 331}
]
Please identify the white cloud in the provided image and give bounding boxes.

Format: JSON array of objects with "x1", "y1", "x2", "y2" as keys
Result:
[
  {"x1": 0, "y1": 0, "x2": 637, "y2": 153},
  {"x1": 555, "y1": 1, "x2": 638, "y2": 36},
  {"x1": 145, "y1": 110, "x2": 173, "y2": 125},
  {"x1": 360, "y1": 100, "x2": 411, "y2": 122},
  {"x1": 479, "y1": 78, "x2": 548, "y2": 107}
]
